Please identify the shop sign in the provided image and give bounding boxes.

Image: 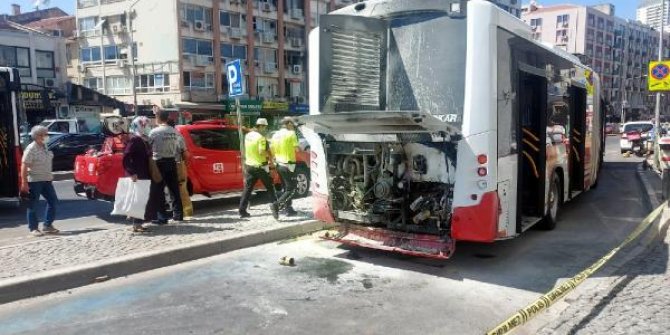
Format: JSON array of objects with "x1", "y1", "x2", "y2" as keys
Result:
[
  {"x1": 224, "y1": 100, "x2": 263, "y2": 114},
  {"x1": 262, "y1": 101, "x2": 289, "y2": 111},
  {"x1": 289, "y1": 104, "x2": 309, "y2": 114},
  {"x1": 20, "y1": 85, "x2": 59, "y2": 111}
]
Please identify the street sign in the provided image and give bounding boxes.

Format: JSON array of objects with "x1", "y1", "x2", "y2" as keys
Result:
[
  {"x1": 226, "y1": 59, "x2": 244, "y2": 97},
  {"x1": 648, "y1": 61, "x2": 670, "y2": 92}
]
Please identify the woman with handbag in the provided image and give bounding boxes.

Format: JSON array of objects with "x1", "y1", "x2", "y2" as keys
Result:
[{"x1": 122, "y1": 116, "x2": 157, "y2": 232}]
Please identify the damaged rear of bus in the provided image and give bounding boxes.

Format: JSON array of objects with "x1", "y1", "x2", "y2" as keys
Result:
[{"x1": 302, "y1": 0, "x2": 498, "y2": 259}]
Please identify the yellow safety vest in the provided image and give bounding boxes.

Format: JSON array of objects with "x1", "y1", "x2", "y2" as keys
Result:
[
  {"x1": 245, "y1": 131, "x2": 267, "y2": 167},
  {"x1": 271, "y1": 128, "x2": 299, "y2": 164}
]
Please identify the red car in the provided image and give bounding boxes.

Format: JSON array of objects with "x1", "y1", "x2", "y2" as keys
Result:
[{"x1": 74, "y1": 121, "x2": 310, "y2": 200}]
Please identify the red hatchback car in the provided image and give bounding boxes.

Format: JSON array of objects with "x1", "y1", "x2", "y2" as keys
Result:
[{"x1": 74, "y1": 121, "x2": 310, "y2": 200}]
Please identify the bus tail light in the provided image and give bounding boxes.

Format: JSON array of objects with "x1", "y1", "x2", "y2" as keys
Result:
[
  {"x1": 477, "y1": 167, "x2": 487, "y2": 177},
  {"x1": 477, "y1": 154, "x2": 488, "y2": 165}
]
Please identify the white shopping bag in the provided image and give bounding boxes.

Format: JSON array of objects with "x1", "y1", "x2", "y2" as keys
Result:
[
  {"x1": 111, "y1": 177, "x2": 132, "y2": 216},
  {"x1": 124, "y1": 180, "x2": 151, "y2": 219}
]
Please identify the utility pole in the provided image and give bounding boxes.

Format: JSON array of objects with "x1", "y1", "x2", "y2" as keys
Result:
[
  {"x1": 127, "y1": 0, "x2": 142, "y2": 116},
  {"x1": 655, "y1": 0, "x2": 665, "y2": 142}
]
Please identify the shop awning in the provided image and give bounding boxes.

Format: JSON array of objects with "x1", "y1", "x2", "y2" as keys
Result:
[{"x1": 65, "y1": 82, "x2": 127, "y2": 114}]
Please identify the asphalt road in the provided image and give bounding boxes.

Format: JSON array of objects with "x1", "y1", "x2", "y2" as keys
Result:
[{"x1": 0, "y1": 136, "x2": 654, "y2": 335}]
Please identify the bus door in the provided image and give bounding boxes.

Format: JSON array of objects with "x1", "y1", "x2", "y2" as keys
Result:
[
  {"x1": 568, "y1": 85, "x2": 587, "y2": 194},
  {"x1": 517, "y1": 70, "x2": 547, "y2": 229},
  {"x1": 0, "y1": 68, "x2": 21, "y2": 200}
]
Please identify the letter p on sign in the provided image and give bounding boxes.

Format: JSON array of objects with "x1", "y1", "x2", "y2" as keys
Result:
[{"x1": 226, "y1": 59, "x2": 244, "y2": 97}]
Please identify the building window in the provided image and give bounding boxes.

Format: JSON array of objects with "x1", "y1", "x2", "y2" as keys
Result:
[
  {"x1": 219, "y1": 11, "x2": 246, "y2": 28},
  {"x1": 530, "y1": 18, "x2": 542, "y2": 28},
  {"x1": 555, "y1": 30, "x2": 568, "y2": 44},
  {"x1": 220, "y1": 44, "x2": 247, "y2": 61},
  {"x1": 84, "y1": 77, "x2": 102, "y2": 91},
  {"x1": 136, "y1": 74, "x2": 171, "y2": 93},
  {"x1": 180, "y1": 4, "x2": 213, "y2": 30},
  {"x1": 182, "y1": 38, "x2": 213, "y2": 56},
  {"x1": 35, "y1": 50, "x2": 55, "y2": 80},
  {"x1": 253, "y1": 18, "x2": 277, "y2": 35},
  {"x1": 106, "y1": 76, "x2": 131, "y2": 95},
  {"x1": 78, "y1": 16, "x2": 98, "y2": 34},
  {"x1": 0, "y1": 46, "x2": 31, "y2": 77},
  {"x1": 80, "y1": 47, "x2": 102, "y2": 63},
  {"x1": 588, "y1": 13, "x2": 595, "y2": 27},
  {"x1": 556, "y1": 14, "x2": 569, "y2": 28},
  {"x1": 183, "y1": 72, "x2": 214, "y2": 89}
]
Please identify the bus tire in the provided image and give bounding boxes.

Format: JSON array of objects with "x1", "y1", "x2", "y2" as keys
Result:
[{"x1": 540, "y1": 174, "x2": 561, "y2": 230}]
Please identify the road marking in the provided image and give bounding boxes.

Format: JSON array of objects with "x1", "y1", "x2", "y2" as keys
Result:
[{"x1": 486, "y1": 202, "x2": 666, "y2": 335}]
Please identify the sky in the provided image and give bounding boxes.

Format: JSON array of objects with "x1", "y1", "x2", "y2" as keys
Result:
[
  {"x1": 0, "y1": 0, "x2": 640, "y2": 20},
  {"x1": 0, "y1": 0, "x2": 74, "y2": 16}
]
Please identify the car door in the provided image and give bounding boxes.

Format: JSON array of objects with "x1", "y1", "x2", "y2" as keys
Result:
[{"x1": 184, "y1": 127, "x2": 241, "y2": 192}]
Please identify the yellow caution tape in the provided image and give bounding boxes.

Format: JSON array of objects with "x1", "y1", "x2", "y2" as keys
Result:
[{"x1": 486, "y1": 202, "x2": 667, "y2": 335}]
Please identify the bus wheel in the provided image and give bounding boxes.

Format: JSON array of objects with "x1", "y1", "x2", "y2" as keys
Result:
[{"x1": 540, "y1": 174, "x2": 561, "y2": 230}]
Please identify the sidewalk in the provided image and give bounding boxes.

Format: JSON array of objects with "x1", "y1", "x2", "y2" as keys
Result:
[
  {"x1": 0, "y1": 197, "x2": 332, "y2": 303},
  {"x1": 538, "y1": 166, "x2": 670, "y2": 334}
]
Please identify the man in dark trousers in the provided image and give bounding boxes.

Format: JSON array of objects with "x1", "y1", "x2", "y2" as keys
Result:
[
  {"x1": 271, "y1": 117, "x2": 300, "y2": 216},
  {"x1": 239, "y1": 118, "x2": 279, "y2": 220},
  {"x1": 149, "y1": 109, "x2": 185, "y2": 223}
]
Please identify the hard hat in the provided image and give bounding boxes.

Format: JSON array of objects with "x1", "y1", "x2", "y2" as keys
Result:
[
  {"x1": 255, "y1": 118, "x2": 269, "y2": 126},
  {"x1": 281, "y1": 116, "x2": 296, "y2": 125}
]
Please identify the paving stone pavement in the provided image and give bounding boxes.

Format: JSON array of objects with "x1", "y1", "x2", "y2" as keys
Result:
[
  {"x1": 0, "y1": 198, "x2": 313, "y2": 281},
  {"x1": 539, "y1": 224, "x2": 670, "y2": 335}
]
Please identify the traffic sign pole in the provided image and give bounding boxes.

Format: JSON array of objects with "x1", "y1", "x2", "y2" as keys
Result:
[{"x1": 236, "y1": 98, "x2": 246, "y2": 178}]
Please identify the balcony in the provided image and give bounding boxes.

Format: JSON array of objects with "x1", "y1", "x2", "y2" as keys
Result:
[
  {"x1": 263, "y1": 62, "x2": 277, "y2": 74},
  {"x1": 290, "y1": 8, "x2": 304, "y2": 20}
]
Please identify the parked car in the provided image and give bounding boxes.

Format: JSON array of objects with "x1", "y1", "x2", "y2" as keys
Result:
[
  {"x1": 604, "y1": 123, "x2": 615, "y2": 135},
  {"x1": 74, "y1": 121, "x2": 310, "y2": 200},
  {"x1": 620, "y1": 121, "x2": 654, "y2": 154},
  {"x1": 48, "y1": 133, "x2": 105, "y2": 171}
]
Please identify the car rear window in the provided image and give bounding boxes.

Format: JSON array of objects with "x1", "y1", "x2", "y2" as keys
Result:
[
  {"x1": 623, "y1": 123, "x2": 653, "y2": 133},
  {"x1": 189, "y1": 129, "x2": 239, "y2": 151}
]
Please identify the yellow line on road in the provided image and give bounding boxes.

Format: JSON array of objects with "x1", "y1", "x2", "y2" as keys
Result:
[{"x1": 486, "y1": 202, "x2": 667, "y2": 335}]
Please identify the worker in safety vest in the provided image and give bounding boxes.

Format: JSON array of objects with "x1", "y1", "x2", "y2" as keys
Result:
[
  {"x1": 271, "y1": 117, "x2": 300, "y2": 216},
  {"x1": 239, "y1": 118, "x2": 279, "y2": 220}
]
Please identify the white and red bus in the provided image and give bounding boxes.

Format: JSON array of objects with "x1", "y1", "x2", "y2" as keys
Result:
[
  {"x1": 301, "y1": 0, "x2": 604, "y2": 258},
  {"x1": 0, "y1": 67, "x2": 25, "y2": 204}
]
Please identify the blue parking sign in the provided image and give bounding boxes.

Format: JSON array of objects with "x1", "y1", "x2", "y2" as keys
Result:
[{"x1": 226, "y1": 60, "x2": 244, "y2": 97}]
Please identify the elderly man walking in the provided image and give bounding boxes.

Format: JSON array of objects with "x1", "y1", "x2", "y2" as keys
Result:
[
  {"x1": 239, "y1": 118, "x2": 279, "y2": 219},
  {"x1": 271, "y1": 117, "x2": 300, "y2": 216},
  {"x1": 20, "y1": 125, "x2": 59, "y2": 236}
]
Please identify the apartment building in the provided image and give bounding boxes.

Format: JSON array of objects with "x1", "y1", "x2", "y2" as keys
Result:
[
  {"x1": 70, "y1": 0, "x2": 358, "y2": 121},
  {"x1": 637, "y1": 0, "x2": 670, "y2": 32},
  {"x1": 523, "y1": 3, "x2": 670, "y2": 121},
  {"x1": 487, "y1": 0, "x2": 521, "y2": 18}
]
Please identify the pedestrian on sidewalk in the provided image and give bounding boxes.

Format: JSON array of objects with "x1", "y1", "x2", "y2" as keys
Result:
[
  {"x1": 20, "y1": 125, "x2": 59, "y2": 237},
  {"x1": 123, "y1": 116, "x2": 155, "y2": 232},
  {"x1": 149, "y1": 109, "x2": 187, "y2": 224},
  {"x1": 239, "y1": 118, "x2": 279, "y2": 219},
  {"x1": 271, "y1": 117, "x2": 300, "y2": 216}
]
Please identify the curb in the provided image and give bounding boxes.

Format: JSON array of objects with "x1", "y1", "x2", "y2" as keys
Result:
[{"x1": 0, "y1": 220, "x2": 335, "y2": 305}]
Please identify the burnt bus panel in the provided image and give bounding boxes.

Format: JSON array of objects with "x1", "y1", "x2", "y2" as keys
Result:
[
  {"x1": 319, "y1": 15, "x2": 388, "y2": 113},
  {"x1": 0, "y1": 69, "x2": 21, "y2": 199}
]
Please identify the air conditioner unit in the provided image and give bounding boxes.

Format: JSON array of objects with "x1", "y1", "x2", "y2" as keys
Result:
[
  {"x1": 230, "y1": 27, "x2": 242, "y2": 39},
  {"x1": 116, "y1": 59, "x2": 127, "y2": 68},
  {"x1": 291, "y1": 38, "x2": 303, "y2": 48},
  {"x1": 292, "y1": 64, "x2": 302, "y2": 74},
  {"x1": 291, "y1": 9, "x2": 303, "y2": 19},
  {"x1": 262, "y1": 3, "x2": 272, "y2": 12},
  {"x1": 44, "y1": 78, "x2": 56, "y2": 87},
  {"x1": 262, "y1": 33, "x2": 275, "y2": 44},
  {"x1": 264, "y1": 63, "x2": 276, "y2": 74},
  {"x1": 194, "y1": 20, "x2": 206, "y2": 31},
  {"x1": 77, "y1": 64, "x2": 86, "y2": 73}
]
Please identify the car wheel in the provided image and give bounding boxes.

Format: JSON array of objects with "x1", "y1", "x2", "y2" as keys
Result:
[
  {"x1": 294, "y1": 167, "x2": 310, "y2": 198},
  {"x1": 539, "y1": 174, "x2": 560, "y2": 230}
]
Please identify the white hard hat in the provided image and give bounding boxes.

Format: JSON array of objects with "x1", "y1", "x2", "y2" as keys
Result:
[{"x1": 255, "y1": 118, "x2": 269, "y2": 126}]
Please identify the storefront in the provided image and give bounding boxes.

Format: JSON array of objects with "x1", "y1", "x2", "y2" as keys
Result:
[
  {"x1": 20, "y1": 83, "x2": 63, "y2": 126},
  {"x1": 63, "y1": 83, "x2": 128, "y2": 133}
]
